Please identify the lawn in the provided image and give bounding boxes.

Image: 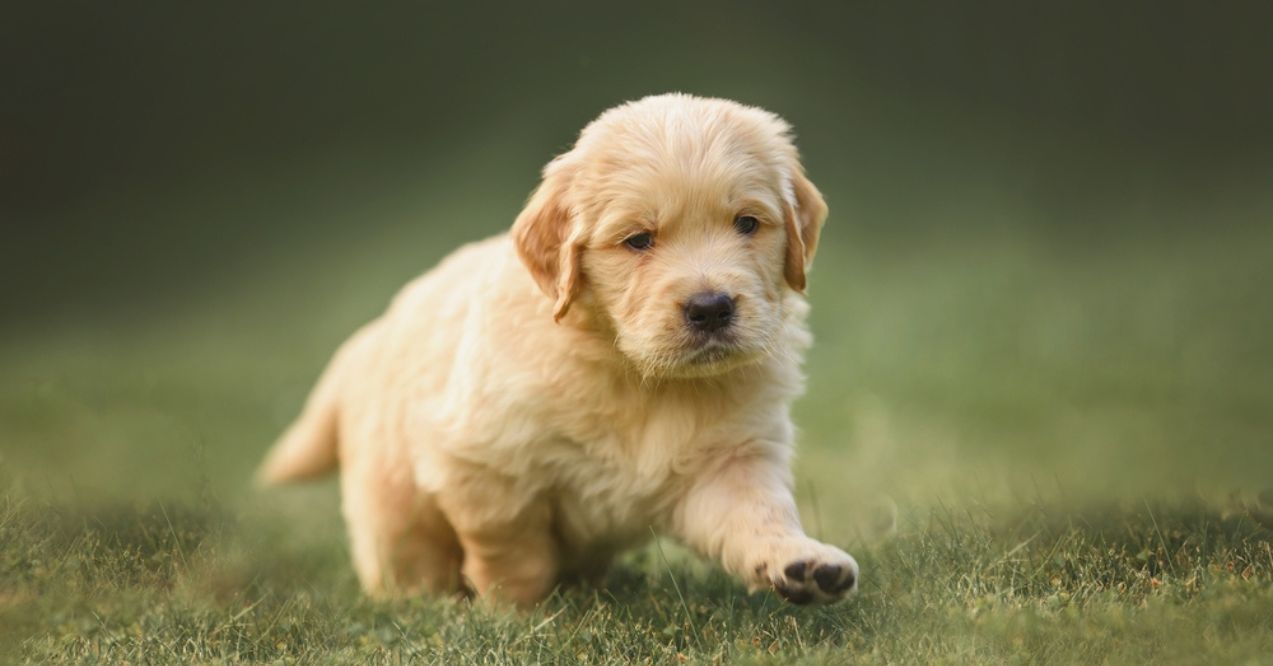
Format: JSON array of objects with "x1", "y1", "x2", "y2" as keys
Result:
[{"x1": 2, "y1": 168, "x2": 1272, "y2": 663}]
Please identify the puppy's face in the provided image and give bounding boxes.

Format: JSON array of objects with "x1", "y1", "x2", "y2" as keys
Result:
[
  {"x1": 578, "y1": 155, "x2": 792, "y2": 379},
  {"x1": 514, "y1": 95, "x2": 827, "y2": 379}
]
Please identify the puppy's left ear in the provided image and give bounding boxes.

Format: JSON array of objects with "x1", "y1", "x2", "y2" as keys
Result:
[
  {"x1": 783, "y1": 167, "x2": 828, "y2": 293},
  {"x1": 512, "y1": 157, "x2": 584, "y2": 321}
]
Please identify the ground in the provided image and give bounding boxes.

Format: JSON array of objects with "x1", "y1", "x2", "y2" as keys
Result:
[{"x1": 2, "y1": 172, "x2": 1271, "y2": 663}]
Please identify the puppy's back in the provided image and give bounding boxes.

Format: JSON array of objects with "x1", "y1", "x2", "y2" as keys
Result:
[{"x1": 257, "y1": 233, "x2": 526, "y2": 485}]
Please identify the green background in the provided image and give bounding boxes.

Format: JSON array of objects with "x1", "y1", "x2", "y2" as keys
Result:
[{"x1": 3, "y1": 2, "x2": 1272, "y2": 662}]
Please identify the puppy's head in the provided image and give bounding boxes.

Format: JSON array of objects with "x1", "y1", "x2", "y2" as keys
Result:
[{"x1": 513, "y1": 94, "x2": 827, "y2": 379}]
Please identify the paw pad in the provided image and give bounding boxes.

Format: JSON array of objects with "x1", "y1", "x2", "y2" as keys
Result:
[
  {"x1": 812, "y1": 563, "x2": 855, "y2": 594},
  {"x1": 765, "y1": 551, "x2": 858, "y2": 605}
]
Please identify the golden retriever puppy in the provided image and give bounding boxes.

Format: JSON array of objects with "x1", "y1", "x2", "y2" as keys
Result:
[{"x1": 258, "y1": 93, "x2": 858, "y2": 606}]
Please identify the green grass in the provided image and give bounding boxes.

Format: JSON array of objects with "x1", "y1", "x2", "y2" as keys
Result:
[
  {"x1": 3, "y1": 490, "x2": 1271, "y2": 663},
  {"x1": 3, "y1": 487, "x2": 1271, "y2": 664},
  {"x1": 2, "y1": 175, "x2": 1272, "y2": 663}
]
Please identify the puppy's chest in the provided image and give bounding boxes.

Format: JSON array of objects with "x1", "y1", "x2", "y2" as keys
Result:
[
  {"x1": 543, "y1": 451, "x2": 668, "y2": 548},
  {"x1": 535, "y1": 404, "x2": 733, "y2": 545}
]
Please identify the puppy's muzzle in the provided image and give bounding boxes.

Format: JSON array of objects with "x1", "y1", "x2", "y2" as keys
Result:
[{"x1": 684, "y1": 291, "x2": 735, "y2": 334}]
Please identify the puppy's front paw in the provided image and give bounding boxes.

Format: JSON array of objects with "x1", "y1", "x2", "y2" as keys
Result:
[{"x1": 752, "y1": 540, "x2": 859, "y2": 604}]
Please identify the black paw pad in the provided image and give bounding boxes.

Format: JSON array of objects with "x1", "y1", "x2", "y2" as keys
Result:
[
  {"x1": 783, "y1": 560, "x2": 810, "y2": 581},
  {"x1": 813, "y1": 564, "x2": 855, "y2": 593}
]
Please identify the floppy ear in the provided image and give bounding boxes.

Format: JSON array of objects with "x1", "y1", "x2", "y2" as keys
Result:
[
  {"x1": 512, "y1": 159, "x2": 583, "y2": 321},
  {"x1": 782, "y1": 168, "x2": 828, "y2": 292}
]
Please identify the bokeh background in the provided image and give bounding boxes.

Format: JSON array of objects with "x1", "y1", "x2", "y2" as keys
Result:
[
  {"x1": 3, "y1": 0, "x2": 1273, "y2": 577},
  {"x1": 4, "y1": 2, "x2": 1273, "y2": 661}
]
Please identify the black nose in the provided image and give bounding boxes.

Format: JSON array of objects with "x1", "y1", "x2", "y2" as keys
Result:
[{"x1": 684, "y1": 292, "x2": 735, "y2": 333}]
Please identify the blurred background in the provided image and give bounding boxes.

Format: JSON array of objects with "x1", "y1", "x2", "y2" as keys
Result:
[{"x1": 3, "y1": 0, "x2": 1272, "y2": 510}]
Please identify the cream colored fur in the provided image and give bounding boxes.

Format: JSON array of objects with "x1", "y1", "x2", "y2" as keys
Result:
[{"x1": 259, "y1": 93, "x2": 859, "y2": 607}]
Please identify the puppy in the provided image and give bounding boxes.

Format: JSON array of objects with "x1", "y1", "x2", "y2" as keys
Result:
[{"x1": 258, "y1": 93, "x2": 859, "y2": 606}]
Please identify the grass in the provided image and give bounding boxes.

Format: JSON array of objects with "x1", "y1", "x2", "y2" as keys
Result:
[
  {"x1": 2, "y1": 169, "x2": 1272, "y2": 663},
  {"x1": 4, "y1": 489, "x2": 1271, "y2": 663}
]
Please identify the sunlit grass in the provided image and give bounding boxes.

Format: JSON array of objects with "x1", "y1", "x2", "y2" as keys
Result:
[{"x1": 4, "y1": 488, "x2": 1270, "y2": 663}]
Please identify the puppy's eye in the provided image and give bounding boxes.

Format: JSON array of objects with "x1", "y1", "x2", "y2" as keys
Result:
[
  {"x1": 733, "y1": 215, "x2": 760, "y2": 235},
  {"x1": 624, "y1": 232, "x2": 654, "y2": 251}
]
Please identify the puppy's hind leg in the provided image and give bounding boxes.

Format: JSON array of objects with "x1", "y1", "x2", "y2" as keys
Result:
[
  {"x1": 341, "y1": 458, "x2": 464, "y2": 598},
  {"x1": 437, "y1": 478, "x2": 560, "y2": 608}
]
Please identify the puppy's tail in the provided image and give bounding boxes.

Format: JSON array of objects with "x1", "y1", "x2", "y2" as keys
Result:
[{"x1": 256, "y1": 358, "x2": 343, "y2": 486}]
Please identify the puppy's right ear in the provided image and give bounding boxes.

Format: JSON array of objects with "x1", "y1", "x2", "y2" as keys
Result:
[{"x1": 512, "y1": 157, "x2": 583, "y2": 321}]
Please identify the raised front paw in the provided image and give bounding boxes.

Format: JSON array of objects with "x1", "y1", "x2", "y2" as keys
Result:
[{"x1": 752, "y1": 539, "x2": 859, "y2": 604}]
